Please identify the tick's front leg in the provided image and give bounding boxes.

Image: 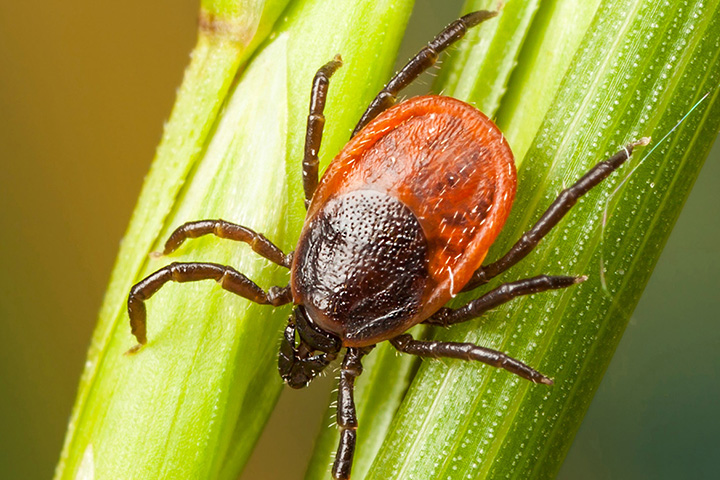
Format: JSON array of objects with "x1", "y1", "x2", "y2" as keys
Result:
[
  {"x1": 390, "y1": 333, "x2": 552, "y2": 385},
  {"x1": 332, "y1": 347, "x2": 368, "y2": 480}
]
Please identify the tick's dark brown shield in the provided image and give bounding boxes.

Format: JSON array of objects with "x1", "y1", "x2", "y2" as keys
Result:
[{"x1": 292, "y1": 95, "x2": 516, "y2": 346}]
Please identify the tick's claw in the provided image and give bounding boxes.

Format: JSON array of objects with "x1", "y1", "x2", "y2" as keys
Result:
[
  {"x1": 633, "y1": 136, "x2": 651, "y2": 147},
  {"x1": 124, "y1": 343, "x2": 144, "y2": 356}
]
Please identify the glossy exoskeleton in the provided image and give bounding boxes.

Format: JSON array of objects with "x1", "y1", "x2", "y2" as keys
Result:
[{"x1": 126, "y1": 10, "x2": 648, "y2": 480}]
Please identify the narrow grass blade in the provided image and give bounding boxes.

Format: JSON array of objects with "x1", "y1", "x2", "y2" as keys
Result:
[
  {"x1": 362, "y1": 1, "x2": 720, "y2": 479},
  {"x1": 56, "y1": 0, "x2": 414, "y2": 479}
]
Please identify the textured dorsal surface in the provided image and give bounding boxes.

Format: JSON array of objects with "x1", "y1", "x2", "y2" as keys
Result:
[
  {"x1": 292, "y1": 95, "x2": 516, "y2": 346},
  {"x1": 293, "y1": 190, "x2": 428, "y2": 345}
]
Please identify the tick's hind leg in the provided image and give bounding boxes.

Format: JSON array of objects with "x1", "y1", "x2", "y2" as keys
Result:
[
  {"x1": 303, "y1": 56, "x2": 343, "y2": 208},
  {"x1": 159, "y1": 219, "x2": 291, "y2": 268},
  {"x1": 390, "y1": 333, "x2": 552, "y2": 385},
  {"x1": 352, "y1": 10, "x2": 498, "y2": 136},
  {"x1": 127, "y1": 262, "x2": 292, "y2": 352},
  {"x1": 463, "y1": 138, "x2": 650, "y2": 291},
  {"x1": 426, "y1": 275, "x2": 585, "y2": 328}
]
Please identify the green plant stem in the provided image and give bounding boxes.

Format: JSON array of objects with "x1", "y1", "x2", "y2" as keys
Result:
[
  {"x1": 55, "y1": 2, "x2": 282, "y2": 476},
  {"x1": 55, "y1": 0, "x2": 414, "y2": 479},
  {"x1": 368, "y1": 2, "x2": 720, "y2": 479},
  {"x1": 306, "y1": 1, "x2": 720, "y2": 479}
]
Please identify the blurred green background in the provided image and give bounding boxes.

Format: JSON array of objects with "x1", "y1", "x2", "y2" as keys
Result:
[{"x1": 1, "y1": 1, "x2": 718, "y2": 479}]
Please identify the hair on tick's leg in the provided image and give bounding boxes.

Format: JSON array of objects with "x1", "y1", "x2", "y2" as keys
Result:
[
  {"x1": 331, "y1": 348, "x2": 370, "y2": 480},
  {"x1": 352, "y1": 10, "x2": 499, "y2": 136},
  {"x1": 463, "y1": 138, "x2": 650, "y2": 291}
]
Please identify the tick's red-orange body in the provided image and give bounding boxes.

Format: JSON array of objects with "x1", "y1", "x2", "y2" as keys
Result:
[
  {"x1": 293, "y1": 95, "x2": 516, "y2": 346},
  {"x1": 126, "y1": 10, "x2": 646, "y2": 480}
]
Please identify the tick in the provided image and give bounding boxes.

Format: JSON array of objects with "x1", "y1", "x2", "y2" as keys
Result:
[{"x1": 127, "y1": 10, "x2": 647, "y2": 479}]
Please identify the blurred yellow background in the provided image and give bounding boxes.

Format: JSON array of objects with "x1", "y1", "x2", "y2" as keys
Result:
[{"x1": 1, "y1": 1, "x2": 718, "y2": 479}]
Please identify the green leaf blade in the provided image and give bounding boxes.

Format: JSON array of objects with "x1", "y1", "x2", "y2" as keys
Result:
[
  {"x1": 435, "y1": 0, "x2": 542, "y2": 115},
  {"x1": 56, "y1": 0, "x2": 415, "y2": 479},
  {"x1": 364, "y1": 1, "x2": 720, "y2": 479}
]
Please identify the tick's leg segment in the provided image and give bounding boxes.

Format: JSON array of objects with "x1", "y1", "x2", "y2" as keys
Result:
[
  {"x1": 463, "y1": 138, "x2": 651, "y2": 291},
  {"x1": 390, "y1": 334, "x2": 552, "y2": 385},
  {"x1": 303, "y1": 55, "x2": 343, "y2": 208},
  {"x1": 351, "y1": 10, "x2": 498, "y2": 137},
  {"x1": 278, "y1": 321, "x2": 337, "y2": 389},
  {"x1": 427, "y1": 275, "x2": 585, "y2": 327},
  {"x1": 127, "y1": 262, "x2": 292, "y2": 349},
  {"x1": 332, "y1": 348, "x2": 368, "y2": 480},
  {"x1": 161, "y1": 219, "x2": 292, "y2": 267}
]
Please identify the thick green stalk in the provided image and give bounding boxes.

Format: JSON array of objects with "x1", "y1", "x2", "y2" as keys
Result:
[
  {"x1": 55, "y1": 1, "x2": 413, "y2": 479},
  {"x1": 303, "y1": 2, "x2": 543, "y2": 476},
  {"x1": 55, "y1": 2, "x2": 288, "y2": 477},
  {"x1": 306, "y1": 0, "x2": 720, "y2": 479},
  {"x1": 365, "y1": 1, "x2": 720, "y2": 479},
  {"x1": 304, "y1": 1, "x2": 602, "y2": 476}
]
